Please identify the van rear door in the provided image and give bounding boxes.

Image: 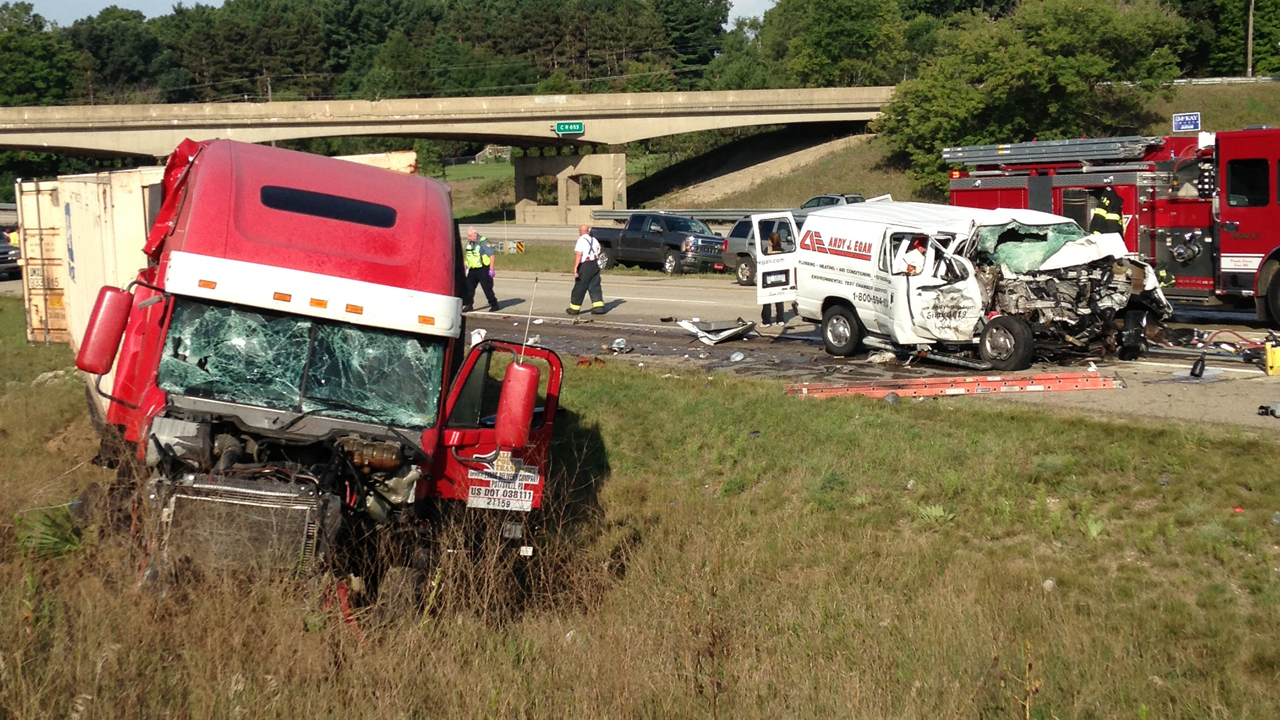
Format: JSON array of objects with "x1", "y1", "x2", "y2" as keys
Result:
[{"x1": 751, "y1": 213, "x2": 800, "y2": 307}]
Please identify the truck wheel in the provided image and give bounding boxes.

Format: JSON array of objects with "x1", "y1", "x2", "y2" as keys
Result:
[
  {"x1": 374, "y1": 566, "x2": 425, "y2": 625},
  {"x1": 735, "y1": 256, "x2": 756, "y2": 285},
  {"x1": 663, "y1": 249, "x2": 683, "y2": 275},
  {"x1": 598, "y1": 247, "x2": 617, "y2": 270},
  {"x1": 1117, "y1": 309, "x2": 1148, "y2": 361},
  {"x1": 1268, "y1": 275, "x2": 1280, "y2": 329},
  {"x1": 821, "y1": 304, "x2": 863, "y2": 356},
  {"x1": 979, "y1": 315, "x2": 1034, "y2": 371}
]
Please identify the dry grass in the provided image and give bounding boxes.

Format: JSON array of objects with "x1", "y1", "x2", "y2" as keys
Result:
[
  {"x1": 682, "y1": 135, "x2": 924, "y2": 208},
  {"x1": 2, "y1": 294, "x2": 1279, "y2": 717},
  {"x1": 1145, "y1": 82, "x2": 1280, "y2": 134}
]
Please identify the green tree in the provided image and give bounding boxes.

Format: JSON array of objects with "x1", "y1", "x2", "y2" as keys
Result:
[
  {"x1": 875, "y1": 0, "x2": 1186, "y2": 196},
  {"x1": 65, "y1": 7, "x2": 189, "y2": 103},
  {"x1": 701, "y1": 17, "x2": 776, "y2": 89},
  {"x1": 760, "y1": 0, "x2": 909, "y2": 87},
  {"x1": 653, "y1": 0, "x2": 730, "y2": 86},
  {"x1": 0, "y1": 2, "x2": 75, "y2": 105}
]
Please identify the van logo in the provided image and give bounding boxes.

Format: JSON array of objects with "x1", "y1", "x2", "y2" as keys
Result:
[{"x1": 800, "y1": 229, "x2": 872, "y2": 262}]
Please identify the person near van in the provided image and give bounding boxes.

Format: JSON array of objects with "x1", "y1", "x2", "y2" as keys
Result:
[
  {"x1": 898, "y1": 236, "x2": 927, "y2": 276},
  {"x1": 568, "y1": 224, "x2": 606, "y2": 315},
  {"x1": 461, "y1": 226, "x2": 499, "y2": 313},
  {"x1": 760, "y1": 231, "x2": 786, "y2": 327}
]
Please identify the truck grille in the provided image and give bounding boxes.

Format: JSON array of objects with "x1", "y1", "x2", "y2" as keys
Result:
[{"x1": 159, "y1": 477, "x2": 327, "y2": 576}]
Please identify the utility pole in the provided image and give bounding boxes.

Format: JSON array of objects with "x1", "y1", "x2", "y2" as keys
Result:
[{"x1": 1247, "y1": 0, "x2": 1255, "y2": 78}]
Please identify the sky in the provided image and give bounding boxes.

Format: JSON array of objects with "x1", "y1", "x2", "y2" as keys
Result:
[{"x1": 38, "y1": 0, "x2": 774, "y2": 28}]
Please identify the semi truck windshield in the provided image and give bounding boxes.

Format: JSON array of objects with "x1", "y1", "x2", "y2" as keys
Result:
[{"x1": 157, "y1": 298, "x2": 446, "y2": 429}]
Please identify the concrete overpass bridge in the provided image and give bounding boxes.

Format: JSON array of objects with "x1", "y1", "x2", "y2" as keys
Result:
[
  {"x1": 0, "y1": 87, "x2": 893, "y2": 157},
  {"x1": 0, "y1": 86, "x2": 894, "y2": 225}
]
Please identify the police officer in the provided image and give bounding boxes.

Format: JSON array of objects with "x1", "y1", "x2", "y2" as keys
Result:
[
  {"x1": 462, "y1": 226, "x2": 499, "y2": 313},
  {"x1": 567, "y1": 224, "x2": 605, "y2": 315}
]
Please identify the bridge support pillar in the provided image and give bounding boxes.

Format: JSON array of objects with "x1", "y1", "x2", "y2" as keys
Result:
[{"x1": 514, "y1": 153, "x2": 626, "y2": 226}]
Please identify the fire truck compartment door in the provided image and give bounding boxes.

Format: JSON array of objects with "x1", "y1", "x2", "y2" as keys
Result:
[
  {"x1": 1216, "y1": 133, "x2": 1279, "y2": 282},
  {"x1": 435, "y1": 341, "x2": 563, "y2": 511},
  {"x1": 752, "y1": 213, "x2": 799, "y2": 306}
]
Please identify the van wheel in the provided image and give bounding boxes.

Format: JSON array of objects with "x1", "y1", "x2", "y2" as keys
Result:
[
  {"x1": 821, "y1": 304, "x2": 863, "y2": 356},
  {"x1": 735, "y1": 256, "x2": 756, "y2": 285},
  {"x1": 663, "y1": 249, "x2": 683, "y2": 275},
  {"x1": 979, "y1": 315, "x2": 1034, "y2": 371}
]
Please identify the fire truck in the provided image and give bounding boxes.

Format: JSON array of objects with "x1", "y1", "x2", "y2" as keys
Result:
[
  {"x1": 945, "y1": 128, "x2": 1280, "y2": 323},
  {"x1": 75, "y1": 138, "x2": 562, "y2": 585}
]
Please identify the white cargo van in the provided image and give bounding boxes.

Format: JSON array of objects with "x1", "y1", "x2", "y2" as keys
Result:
[{"x1": 751, "y1": 202, "x2": 1171, "y2": 370}]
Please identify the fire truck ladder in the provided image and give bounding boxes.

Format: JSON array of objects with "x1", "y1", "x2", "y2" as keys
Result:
[
  {"x1": 785, "y1": 371, "x2": 1125, "y2": 400},
  {"x1": 942, "y1": 136, "x2": 1164, "y2": 167}
]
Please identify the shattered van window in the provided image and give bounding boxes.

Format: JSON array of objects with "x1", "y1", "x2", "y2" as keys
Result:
[
  {"x1": 158, "y1": 298, "x2": 446, "y2": 429},
  {"x1": 158, "y1": 301, "x2": 311, "y2": 409},
  {"x1": 974, "y1": 222, "x2": 1088, "y2": 274},
  {"x1": 304, "y1": 324, "x2": 445, "y2": 429}
]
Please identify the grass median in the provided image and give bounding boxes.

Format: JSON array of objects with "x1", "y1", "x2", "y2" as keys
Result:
[{"x1": 1, "y1": 294, "x2": 1277, "y2": 718}]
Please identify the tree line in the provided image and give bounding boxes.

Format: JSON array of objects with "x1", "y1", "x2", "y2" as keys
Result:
[{"x1": 0, "y1": 0, "x2": 1275, "y2": 198}]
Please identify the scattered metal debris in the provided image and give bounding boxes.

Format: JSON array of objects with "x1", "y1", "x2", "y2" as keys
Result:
[
  {"x1": 677, "y1": 318, "x2": 756, "y2": 345},
  {"x1": 1257, "y1": 403, "x2": 1280, "y2": 418},
  {"x1": 729, "y1": 351, "x2": 745, "y2": 362}
]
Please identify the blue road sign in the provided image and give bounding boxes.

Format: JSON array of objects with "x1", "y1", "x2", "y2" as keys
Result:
[{"x1": 1172, "y1": 112, "x2": 1201, "y2": 133}]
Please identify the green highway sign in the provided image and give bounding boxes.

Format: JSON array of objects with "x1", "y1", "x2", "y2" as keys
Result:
[{"x1": 553, "y1": 121, "x2": 585, "y2": 136}]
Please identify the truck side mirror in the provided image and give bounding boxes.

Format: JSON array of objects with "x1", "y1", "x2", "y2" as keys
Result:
[
  {"x1": 494, "y1": 361, "x2": 540, "y2": 450},
  {"x1": 76, "y1": 286, "x2": 134, "y2": 375}
]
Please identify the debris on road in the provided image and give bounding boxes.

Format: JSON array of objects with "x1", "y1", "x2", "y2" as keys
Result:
[
  {"x1": 677, "y1": 318, "x2": 756, "y2": 345},
  {"x1": 786, "y1": 371, "x2": 1125, "y2": 400},
  {"x1": 729, "y1": 351, "x2": 745, "y2": 362},
  {"x1": 1257, "y1": 403, "x2": 1280, "y2": 418}
]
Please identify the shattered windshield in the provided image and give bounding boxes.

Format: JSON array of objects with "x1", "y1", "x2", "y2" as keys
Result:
[
  {"x1": 157, "y1": 299, "x2": 446, "y2": 429},
  {"x1": 973, "y1": 222, "x2": 1088, "y2": 274}
]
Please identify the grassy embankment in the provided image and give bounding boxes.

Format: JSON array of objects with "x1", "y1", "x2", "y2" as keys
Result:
[{"x1": 1, "y1": 294, "x2": 1278, "y2": 717}]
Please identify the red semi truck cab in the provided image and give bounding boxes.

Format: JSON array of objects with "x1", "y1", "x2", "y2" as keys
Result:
[
  {"x1": 76, "y1": 139, "x2": 562, "y2": 578},
  {"x1": 946, "y1": 128, "x2": 1280, "y2": 321}
]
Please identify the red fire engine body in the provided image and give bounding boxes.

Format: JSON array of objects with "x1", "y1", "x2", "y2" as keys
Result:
[
  {"x1": 76, "y1": 139, "x2": 560, "y2": 578},
  {"x1": 947, "y1": 128, "x2": 1280, "y2": 322}
]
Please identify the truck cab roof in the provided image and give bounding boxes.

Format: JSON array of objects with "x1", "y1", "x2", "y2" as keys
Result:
[
  {"x1": 157, "y1": 139, "x2": 460, "y2": 337},
  {"x1": 164, "y1": 140, "x2": 455, "y2": 297}
]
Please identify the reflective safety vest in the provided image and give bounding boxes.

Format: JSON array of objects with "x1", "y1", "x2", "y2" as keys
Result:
[{"x1": 463, "y1": 238, "x2": 491, "y2": 269}]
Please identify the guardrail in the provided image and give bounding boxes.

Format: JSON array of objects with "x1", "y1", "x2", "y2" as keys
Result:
[{"x1": 591, "y1": 208, "x2": 809, "y2": 224}]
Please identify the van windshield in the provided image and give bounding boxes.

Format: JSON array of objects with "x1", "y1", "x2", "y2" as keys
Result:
[
  {"x1": 973, "y1": 222, "x2": 1088, "y2": 273},
  {"x1": 157, "y1": 298, "x2": 446, "y2": 429}
]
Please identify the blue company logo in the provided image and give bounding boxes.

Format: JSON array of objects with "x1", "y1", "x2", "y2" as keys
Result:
[
  {"x1": 64, "y1": 203, "x2": 75, "y2": 281},
  {"x1": 1172, "y1": 112, "x2": 1201, "y2": 133}
]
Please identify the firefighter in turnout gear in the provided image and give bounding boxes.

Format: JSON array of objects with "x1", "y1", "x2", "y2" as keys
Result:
[
  {"x1": 462, "y1": 226, "x2": 499, "y2": 313},
  {"x1": 567, "y1": 224, "x2": 606, "y2": 315},
  {"x1": 1090, "y1": 186, "x2": 1124, "y2": 236}
]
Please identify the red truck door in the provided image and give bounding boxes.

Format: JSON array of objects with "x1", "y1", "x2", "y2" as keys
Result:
[
  {"x1": 431, "y1": 341, "x2": 563, "y2": 512},
  {"x1": 1216, "y1": 129, "x2": 1280, "y2": 294}
]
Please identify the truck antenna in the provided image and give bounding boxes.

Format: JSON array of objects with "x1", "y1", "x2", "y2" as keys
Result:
[{"x1": 520, "y1": 275, "x2": 538, "y2": 363}]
